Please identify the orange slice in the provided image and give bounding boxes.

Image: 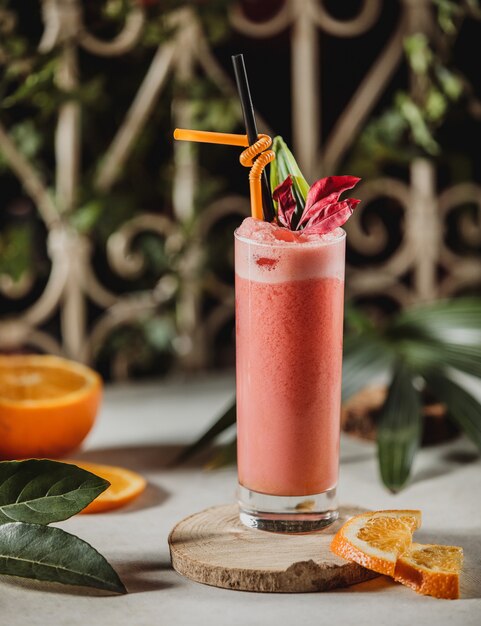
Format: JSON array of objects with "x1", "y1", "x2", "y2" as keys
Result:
[
  {"x1": 394, "y1": 543, "x2": 463, "y2": 599},
  {"x1": 330, "y1": 510, "x2": 422, "y2": 576},
  {"x1": 0, "y1": 355, "x2": 101, "y2": 459},
  {"x1": 68, "y1": 461, "x2": 147, "y2": 513}
]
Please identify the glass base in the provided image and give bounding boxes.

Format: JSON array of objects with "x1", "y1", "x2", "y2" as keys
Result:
[{"x1": 238, "y1": 484, "x2": 338, "y2": 533}]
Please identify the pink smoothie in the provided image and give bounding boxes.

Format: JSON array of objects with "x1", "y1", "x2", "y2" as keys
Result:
[{"x1": 235, "y1": 218, "x2": 345, "y2": 497}]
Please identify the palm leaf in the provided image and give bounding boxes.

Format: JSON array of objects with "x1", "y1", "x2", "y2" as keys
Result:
[
  {"x1": 395, "y1": 298, "x2": 481, "y2": 331},
  {"x1": 342, "y1": 335, "x2": 393, "y2": 401},
  {"x1": 205, "y1": 438, "x2": 237, "y2": 470},
  {"x1": 425, "y1": 371, "x2": 481, "y2": 451},
  {"x1": 389, "y1": 298, "x2": 481, "y2": 377},
  {"x1": 174, "y1": 400, "x2": 236, "y2": 465},
  {"x1": 377, "y1": 361, "x2": 422, "y2": 492}
]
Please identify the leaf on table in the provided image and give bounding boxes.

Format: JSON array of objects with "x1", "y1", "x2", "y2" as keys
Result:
[
  {"x1": 0, "y1": 460, "x2": 110, "y2": 525},
  {"x1": 174, "y1": 401, "x2": 236, "y2": 465},
  {"x1": 0, "y1": 522, "x2": 125, "y2": 593},
  {"x1": 425, "y1": 371, "x2": 481, "y2": 452},
  {"x1": 377, "y1": 361, "x2": 422, "y2": 492}
]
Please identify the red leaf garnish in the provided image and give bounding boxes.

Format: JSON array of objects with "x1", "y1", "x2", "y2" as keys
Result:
[
  {"x1": 299, "y1": 175, "x2": 361, "y2": 230},
  {"x1": 273, "y1": 176, "x2": 297, "y2": 229},
  {"x1": 301, "y1": 198, "x2": 360, "y2": 234}
]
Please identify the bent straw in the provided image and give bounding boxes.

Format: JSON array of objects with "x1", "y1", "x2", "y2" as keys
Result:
[
  {"x1": 174, "y1": 129, "x2": 249, "y2": 147},
  {"x1": 174, "y1": 128, "x2": 274, "y2": 220},
  {"x1": 232, "y1": 54, "x2": 274, "y2": 222}
]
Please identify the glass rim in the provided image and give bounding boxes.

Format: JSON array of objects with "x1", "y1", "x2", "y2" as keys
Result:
[{"x1": 234, "y1": 226, "x2": 346, "y2": 249}]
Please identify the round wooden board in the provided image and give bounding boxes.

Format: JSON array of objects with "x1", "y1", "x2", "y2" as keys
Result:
[{"x1": 169, "y1": 504, "x2": 378, "y2": 593}]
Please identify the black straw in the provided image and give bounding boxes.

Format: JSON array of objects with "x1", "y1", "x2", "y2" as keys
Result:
[{"x1": 232, "y1": 54, "x2": 274, "y2": 222}]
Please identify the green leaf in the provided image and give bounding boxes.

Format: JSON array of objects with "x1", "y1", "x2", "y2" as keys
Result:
[
  {"x1": 425, "y1": 372, "x2": 481, "y2": 451},
  {"x1": 377, "y1": 361, "x2": 422, "y2": 492},
  {"x1": 390, "y1": 298, "x2": 481, "y2": 377},
  {"x1": 269, "y1": 149, "x2": 279, "y2": 199},
  {"x1": 0, "y1": 460, "x2": 109, "y2": 525},
  {"x1": 404, "y1": 33, "x2": 433, "y2": 74},
  {"x1": 436, "y1": 66, "x2": 463, "y2": 101},
  {"x1": 70, "y1": 200, "x2": 104, "y2": 234},
  {"x1": 394, "y1": 298, "x2": 481, "y2": 332},
  {"x1": 342, "y1": 336, "x2": 393, "y2": 401},
  {"x1": 0, "y1": 224, "x2": 32, "y2": 281},
  {"x1": 434, "y1": 0, "x2": 462, "y2": 34},
  {"x1": 270, "y1": 136, "x2": 309, "y2": 228},
  {"x1": 174, "y1": 401, "x2": 236, "y2": 465},
  {"x1": 0, "y1": 522, "x2": 125, "y2": 593},
  {"x1": 425, "y1": 87, "x2": 447, "y2": 122},
  {"x1": 271, "y1": 136, "x2": 310, "y2": 200},
  {"x1": 205, "y1": 437, "x2": 237, "y2": 470},
  {"x1": 395, "y1": 92, "x2": 440, "y2": 155}
]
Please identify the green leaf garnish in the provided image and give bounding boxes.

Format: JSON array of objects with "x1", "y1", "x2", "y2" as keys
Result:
[{"x1": 270, "y1": 136, "x2": 309, "y2": 228}]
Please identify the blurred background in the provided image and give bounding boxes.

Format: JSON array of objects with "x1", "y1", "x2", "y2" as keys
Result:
[{"x1": 1, "y1": 0, "x2": 481, "y2": 382}]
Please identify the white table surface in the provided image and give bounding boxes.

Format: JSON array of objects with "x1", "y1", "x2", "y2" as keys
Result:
[{"x1": 2, "y1": 372, "x2": 480, "y2": 626}]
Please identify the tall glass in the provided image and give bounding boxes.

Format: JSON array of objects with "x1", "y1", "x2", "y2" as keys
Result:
[{"x1": 235, "y1": 225, "x2": 346, "y2": 532}]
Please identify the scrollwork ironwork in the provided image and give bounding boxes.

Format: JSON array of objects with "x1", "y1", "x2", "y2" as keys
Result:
[{"x1": 0, "y1": 0, "x2": 480, "y2": 377}]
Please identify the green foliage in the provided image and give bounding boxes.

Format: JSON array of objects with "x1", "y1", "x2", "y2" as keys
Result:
[
  {"x1": 0, "y1": 2, "x2": 237, "y2": 376},
  {"x1": 433, "y1": 0, "x2": 464, "y2": 34},
  {"x1": 0, "y1": 223, "x2": 32, "y2": 282},
  {"x1": 0, "y1": 459, "x2": 125, "y2": 593},
  {"x1": 0, "y1": 523, "x2": 125, "y2": 593},
  {"x1": 377, "y1": 362, "x2": 422, "y2": 492},
  {"x1": 0, "y1": 120, "x2": 42, "y2": 170},
  {"x1": 347, "y1": 4, "x2": 472, "y2": 176},
  {"x1": 185, "y1": 78, "x2": 239, "y2": 133},
  {"x1": 95, "y1": 316, "x2": 176, "y2": 378},
  {"x1": 270, "y1": 136, "x2": 310, "y2": 227},
  {"x1": 0, "y1": 459, "x2": 109, "y2": 525},
  {"x1": 175, "y1": 401, "x2": 236, "y2": 465},
  {"x1": 270, "y1": 136, "x2": 310, "y2": 199}
]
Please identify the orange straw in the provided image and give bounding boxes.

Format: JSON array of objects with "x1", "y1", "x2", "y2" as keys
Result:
[{"x1": 173, "y1": 128, "x2": 275, "y2": 221}]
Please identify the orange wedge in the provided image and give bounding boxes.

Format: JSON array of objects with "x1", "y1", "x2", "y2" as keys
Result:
[
  {"x1": 69, "y1": 461, "x2": 147, "y2": 513},
  {"x1": 0, "y1": 355, "x2": 101, "y2": 459},
  {"x1": 330, "y1": 510, "x2": 422, "y2": 576},
  {"x1": 394, "y1": 543, "x2": 463, "y2": 599}
]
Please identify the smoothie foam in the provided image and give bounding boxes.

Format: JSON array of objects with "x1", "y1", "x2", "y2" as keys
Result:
[{"x1": 235, "y1": 217, "x2": 345, "y2": 283}]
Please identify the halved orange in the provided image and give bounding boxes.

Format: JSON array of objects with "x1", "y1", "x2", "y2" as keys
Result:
[
  {"x1": 394, "y1": 543, "x2": 463, "y2": 599},
  {"x1": 330, "y1": 510, "x2": 422, "y2": 576},
  {"x1": 68, "y1": 461, "x2": 147, "y2": 514},
  {"x1": 0, "y1": 355, "x2": 101, "y2": 459}
]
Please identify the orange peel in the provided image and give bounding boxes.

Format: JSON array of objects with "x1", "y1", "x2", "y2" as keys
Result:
[
  {"x1": 330, "y1": 509, "x2": 422, "y2": 576},
  {"x1": 394, "y1": 543, "x2": 463, "y2": 600},
  {"x1": 68, "y1": 461, "x2": 147, "y2": 514},
  {"x1": 0, "y1": 355, "x2": 101, "y2": 459}
]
